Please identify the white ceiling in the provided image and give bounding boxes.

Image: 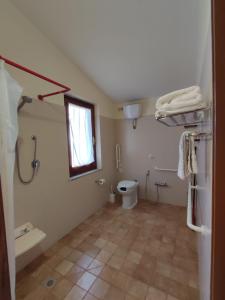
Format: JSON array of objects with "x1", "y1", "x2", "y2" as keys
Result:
[{"x1": 10, "y1": 0, "x2": 203, "y2": 102}]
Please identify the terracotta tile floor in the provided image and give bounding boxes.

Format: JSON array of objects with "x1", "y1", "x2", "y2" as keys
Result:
[{"x1": 16, "y1": 200, "x2": 199, "y2": 300}]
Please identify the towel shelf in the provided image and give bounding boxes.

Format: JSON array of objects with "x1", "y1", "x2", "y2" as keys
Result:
[{"x1": 155, "y1": 107, "x2": 209, "y2": 127}]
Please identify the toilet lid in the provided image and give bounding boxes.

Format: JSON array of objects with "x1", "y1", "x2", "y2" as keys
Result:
[{"x1": 118, "y1": 180, "x2": 137, "y2": 188}]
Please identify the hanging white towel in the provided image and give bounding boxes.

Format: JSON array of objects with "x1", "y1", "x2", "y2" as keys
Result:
[
  {"x1": 155, "y1": 86, "x2": 207, "y2": 118},
  {"x1": 178, "y1": 131, "x2": 189, "y2": 180},
  {"x1": 0, "y1": 59, "x2": 23, "y2": 300},
  {"x1": 188, "y1": 135, "x2": 198, "y2": 175},
  {"x1": 178, "y1": 131, "x2": 198, "y2": 180}
]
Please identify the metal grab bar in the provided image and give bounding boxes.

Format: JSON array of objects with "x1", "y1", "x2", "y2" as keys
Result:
[
  {"x1": 116, "y1": 144, "x2": 121, "y2": 170},
  {"x1": 154, "y1": 166, "x2": 177, "y2": 172},
  {"x1": 187, "y1": 183, "x2": 210, "y2": 234}
]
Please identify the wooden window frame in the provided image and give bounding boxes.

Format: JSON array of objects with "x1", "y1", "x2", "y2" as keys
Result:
[{"x1": 64, "y1": 95, "x2": 97, "y2": 178}]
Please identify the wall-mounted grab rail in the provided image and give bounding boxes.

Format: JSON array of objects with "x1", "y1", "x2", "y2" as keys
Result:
[
  {"x1": 154, "y1": 166, "x2": 177, "y2": 172},
  {"x1": 116, "y1": 144, "x2": 121, "y2": 170}
]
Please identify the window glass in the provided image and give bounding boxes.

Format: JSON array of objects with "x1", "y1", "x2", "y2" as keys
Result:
[
  {"x1": 65, "y1": 95, "x2": 97, "y2": 177},
  {"x1": 68, "y1": 103, "x2": 94, "y2": 167}
]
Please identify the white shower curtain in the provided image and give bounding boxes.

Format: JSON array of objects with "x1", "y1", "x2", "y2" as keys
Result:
[{"x1": 0, "y1": 60, "x2": 22, "y2": 300}]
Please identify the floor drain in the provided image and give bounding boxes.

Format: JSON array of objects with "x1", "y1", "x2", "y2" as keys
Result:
[{"x1": 42, "y1": 277, "x2": 56, "y2": 289}]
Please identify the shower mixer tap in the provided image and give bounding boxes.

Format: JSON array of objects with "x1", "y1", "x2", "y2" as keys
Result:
[{"x1": 32, "y1": 159, "x2": 40, "y2": 173}]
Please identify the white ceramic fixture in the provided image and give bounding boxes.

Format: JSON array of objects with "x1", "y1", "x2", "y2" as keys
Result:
[
  {"x1": 123, "y1": 104, "x2": 142, "y2": 120},
  {"x1": 117, "y1": 180, "x2": 139, "y2": 209}
]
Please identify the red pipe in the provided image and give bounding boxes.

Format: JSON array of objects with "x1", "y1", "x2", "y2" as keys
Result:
[{"x1": 0, "y1": 55, "x2": 71, "y2": 100}]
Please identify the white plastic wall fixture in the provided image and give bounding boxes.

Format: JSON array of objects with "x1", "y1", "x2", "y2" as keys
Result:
[
  {"x1": 15, "y1": 223, "x2": 46, "y2": 257},
  {"x1": 123, "y1": 103, "x2": 142, "y2": 120}
]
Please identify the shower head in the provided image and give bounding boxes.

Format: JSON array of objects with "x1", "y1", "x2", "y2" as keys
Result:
[{"x1": 18, "y1": 96, "x2": 33, "y2": 112}]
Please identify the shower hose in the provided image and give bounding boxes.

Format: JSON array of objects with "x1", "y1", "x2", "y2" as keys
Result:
[{"x1": 16, "y1": 135, "x2": 38, "y2": 184}]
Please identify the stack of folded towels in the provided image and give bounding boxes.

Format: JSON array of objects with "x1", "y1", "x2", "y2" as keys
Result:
[{"x1": 155, "y1": 86, "x2": 207, "y2": 119}]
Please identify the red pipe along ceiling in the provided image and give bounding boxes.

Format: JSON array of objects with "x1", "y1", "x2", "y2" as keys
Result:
[{"x1": 0, "y1": 55, "x2": 71, "y2": 100}]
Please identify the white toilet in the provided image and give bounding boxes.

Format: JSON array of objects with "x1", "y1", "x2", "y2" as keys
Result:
[{"x1": 117, "y1": 180, "x2": 139, "y2": 209}]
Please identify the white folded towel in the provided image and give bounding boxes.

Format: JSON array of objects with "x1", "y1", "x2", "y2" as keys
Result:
[
  {"x1": 155, "y1": 86, "x2": 207, "y2": 118},
  {"x1": 178, "y1": 131, "x2": 197, "y2": 180}
]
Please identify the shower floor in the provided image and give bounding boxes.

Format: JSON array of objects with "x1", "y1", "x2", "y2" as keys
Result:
[{"x1": 16, "y1": 200, "x2": 199, "y2": 300}]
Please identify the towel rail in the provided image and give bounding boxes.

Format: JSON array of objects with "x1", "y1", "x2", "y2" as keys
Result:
[
  {"x1": 187, "y1": 183, "x2": 210, "y2": 234},
  {"x1": 190, "y1": 184, "x2": 205, "y2": 191},
  {"x1": 187, "y1": 132, "x2": 212, "y2": 138},
  {"x1": 185, "y1": 131, "x2": 212, "y2": 143}
]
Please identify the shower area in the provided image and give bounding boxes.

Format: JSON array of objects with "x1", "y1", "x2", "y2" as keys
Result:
[
  {"x1": 11, "y1": 66, "x2": 117, "y2": 276},
  {"x1": 0, "y1": 57, "x2": 73, "y2": 275}
]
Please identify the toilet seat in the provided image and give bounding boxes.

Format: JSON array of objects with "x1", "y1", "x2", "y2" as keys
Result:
[{"x1": 118, "y1": 180, "x2": 138, "y2": 192}]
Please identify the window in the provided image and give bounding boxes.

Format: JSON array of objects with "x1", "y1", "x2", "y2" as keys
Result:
[{"x1": 64, "y1": 95, "x2": 97, "y2": 177}]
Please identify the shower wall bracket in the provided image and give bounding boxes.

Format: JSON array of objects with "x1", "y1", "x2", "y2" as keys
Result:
[{"x1": 0, "y1": 55, "x2": 71, "y2": 100}]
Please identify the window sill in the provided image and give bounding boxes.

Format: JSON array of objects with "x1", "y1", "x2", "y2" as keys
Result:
[{"x1": 69, "y1": 168, "x2": 102, "y2": 181}]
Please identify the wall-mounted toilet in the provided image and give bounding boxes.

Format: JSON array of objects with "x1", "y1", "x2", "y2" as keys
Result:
[{"x1": 117, "y1": 180, "x2": 139, "y2": 209}]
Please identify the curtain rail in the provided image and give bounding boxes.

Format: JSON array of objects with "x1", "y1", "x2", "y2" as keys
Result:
[{"x1": 0, "y1": 55, "x2": 71, "y2": 100}]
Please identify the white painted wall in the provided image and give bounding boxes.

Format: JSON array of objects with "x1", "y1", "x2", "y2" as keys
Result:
[{"x1": 116, "y1": 115, "x2": 187, "y2": 206}]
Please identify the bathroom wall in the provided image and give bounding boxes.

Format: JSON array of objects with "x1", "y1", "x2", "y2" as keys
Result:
[
  {"x1": 196, "y1": 4, "x2": 213, "y2": 300},
  {"x1": 115, "y1": 110, "x2": 187, "y2": 206},
  {"x1": 15, "y1": 102, "x2": 116, "y2": 271},
  {"x1": 0, "y1": 0, "x2": 116, "y2": 270}
]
